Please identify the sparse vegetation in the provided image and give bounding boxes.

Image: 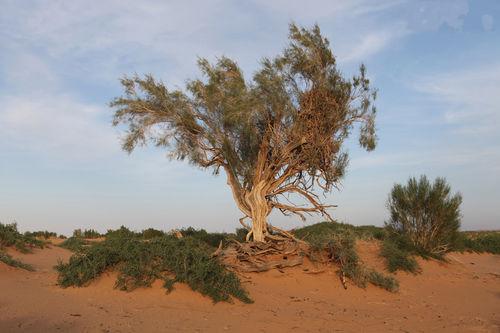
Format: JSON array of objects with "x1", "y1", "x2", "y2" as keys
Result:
[
  {"x1": 55, "y1": 230, "x2": 252, "y2": 303},
  {"x1": 0, "y1": 222, "x2": 45, "y2": 253},
  {"x1": 380, "y1": 236, "x2": 420, "y2": 273},
  {"x1": 294, "y1": 222, "x2": 398, "y2": 292},
  {"x1": 24, "y1": 230, "x2": 58, "y2": 239},
  {"x1": 453, "y1": 231, "x2": 500, "y2": 254},
  {"x1": 0, "y1": 252, "x2": 34, "y2": 271},
  {"x1": 0, "y1": 222, "x2": 44, "y2": 270},
  {"x1": 59, "y1": 236, "x2": 89, "y2": 252},
  {"x1": 73, "y1": 229, "x2": 102, "y2": 239}
]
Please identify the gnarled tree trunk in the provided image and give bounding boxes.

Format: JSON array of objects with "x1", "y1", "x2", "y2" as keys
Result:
[{"x1": 244, "y1": 181, "x2": 270, "y2": 242}]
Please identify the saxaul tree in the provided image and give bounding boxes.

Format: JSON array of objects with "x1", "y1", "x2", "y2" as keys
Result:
[{"x1": 111, "y1": 24, "x2": 378, "y2": 242}]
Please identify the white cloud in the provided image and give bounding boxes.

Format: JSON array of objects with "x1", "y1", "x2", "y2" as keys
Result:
[
  {"x1": 0, "y1": 93, "x2": 116, "y2": 161},
  {"x1": 338, "y1": 25, "x2": 409, "y2": 63},
  {"x1": 413, "y1": 63, "x2": 500, "y2": 130}
]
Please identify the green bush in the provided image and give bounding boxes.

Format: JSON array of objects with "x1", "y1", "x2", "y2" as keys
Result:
[
  {"x1": 293, "y1": 221, "x2": 386, "y2": 241},
  {"x1": 59, "y1": 237, "x2": 89, "y2": 252},
  {"x1": 55, "y1": 233, "x2": 252, "y2": 303},
  {"x1": 24, "y1": 230, "x2": 57, "y2": 239},
  {"x1": 0, "y1": 222, "x2": 45, "y2": 253},
  {"x1": 180, "y1": 227, "x2": 230, "y2": 248},
  {"x1": 141, "y1": 228, "x2": 165, "y2": 239},
  {"x1": 386, "y1": 176, "x2": 462, "y2": 255},
  {"x1": 73, "y1": 229, "x2": 102, "y2": 239},
  {"x1": 380, "y1": 237, "x2": 420, "y2": 273},
  {"x1": 298, "y1": 225, "x2": 398, "y2": 292}
]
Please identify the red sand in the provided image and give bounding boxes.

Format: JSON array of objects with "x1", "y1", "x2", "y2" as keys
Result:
[{"x1": 1, "y1": 240, "x2": 499, "y2": 332}]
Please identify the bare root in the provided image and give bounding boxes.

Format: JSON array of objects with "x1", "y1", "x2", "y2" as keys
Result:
[{"x1": 217, "y1": 238, "x2": 309, "y2": 273}]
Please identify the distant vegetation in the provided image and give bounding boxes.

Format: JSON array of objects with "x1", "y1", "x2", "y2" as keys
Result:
[
  {"x1": 72, "y1": 228, "x2": 102, "y2": 239},
  {"x1": 0, "y1": 222, "x2": 45, "y2": 270},
  {"x1": 0, "y1": 222, "x2": 45, "y2": 253},
  {"x1": 24, "y1": 230, "x2": 58, "y2": 239}
]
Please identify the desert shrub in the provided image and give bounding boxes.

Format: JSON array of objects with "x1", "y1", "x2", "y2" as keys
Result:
[
  {"x1": 105, "y1": 226, "x2": 140, "y2": 239},
  {"x1": 55, "y1": 233, "x2": 252, "y2": 303},
  {"x1": 0, "y1": 222, "x2": 45, "y2": 253},
  {"x1": 299, "y1": 225, "x2": 398, "y2": 292},
  {"x1": 25, "y1": 230, "x2": 57, "y2": 239},
  {"x1": 59, "y1": 234, "x2": 67, "y2": 239},
  {"x1": 294, "y1": 221, "x2": 386, "y2": 241},
  {"x1": 0, "y1": 251, "x2": 34, "y2": 271},
  {"x1": 386, "y1": 176, "x2": 462, "y2": 255},
  {"x1": 59, "y1": 237, "x2": 89, "y2": 252},
  {"x1": 179, "y1": 227, "x2": 231, "y2": 248},
  {"x1": 233, "y1": 228, "x2": 248, "y2": 242},
  {"x1": 453, "y1": 231, "x2": 500, "y2": 254},
  {"x1": 380, "y1": 237, "x2": 420, "y2": 273},
  {"x1": 73, "y1": 229, "x2": 102, "y2": 239},
  {"x1": 141, "y1": 228, "x2": 165, "y2": 239}
]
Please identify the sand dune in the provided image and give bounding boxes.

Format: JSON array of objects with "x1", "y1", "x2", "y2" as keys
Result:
[{"x1": 1, "y1": 241, "x2": 499, "y2": 332}]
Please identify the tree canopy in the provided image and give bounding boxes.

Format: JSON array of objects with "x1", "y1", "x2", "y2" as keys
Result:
[{"x1": 111, "y1": 23, "x2": 378, "y2": 242}]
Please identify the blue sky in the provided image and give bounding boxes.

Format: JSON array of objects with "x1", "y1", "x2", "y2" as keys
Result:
[{"x1": 1, "y1": 0, "x2": 499, "y2": 234}]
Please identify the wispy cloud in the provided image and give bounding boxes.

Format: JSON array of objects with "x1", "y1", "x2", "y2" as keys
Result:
[
  {"x1": 0, "y1": 93, "x2": 115, "y2": 161},
  {"x1": 413, "y1": 63, "x2": 500, "y2": 136}
]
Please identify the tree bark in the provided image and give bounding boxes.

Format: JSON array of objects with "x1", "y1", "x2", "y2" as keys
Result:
[{"x1": 245, "y1": 181, "x2": 270, "y2": 242}]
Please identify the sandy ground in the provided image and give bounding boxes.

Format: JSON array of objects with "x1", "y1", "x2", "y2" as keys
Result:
[{"x1": 1, "y1": 240, "x2": 499, "y2": 333}]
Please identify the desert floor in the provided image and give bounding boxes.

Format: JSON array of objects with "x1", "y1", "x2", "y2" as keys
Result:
[{"x1": 1, "y1": 240, "x2": 499, "y2": 332}]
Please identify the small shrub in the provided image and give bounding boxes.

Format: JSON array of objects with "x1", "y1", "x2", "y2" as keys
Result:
[
  {"x1": 25, "y1": 230, "x2": 57, "y2": 239},
  {"x1": 55, "y1": 232, "x2": 252, "y2": 303},
  {"x1": 380, "y1": 238, "x2": 420, "y2": 273},
  {"x1": 59, "y1": 237, "x2": 88, "y2": 252},
  {"x1": 180, "y1": 227, "x2": 229, "y2": 248},
  {"x1": 293, "y1": 221, "x2": 386, "y2": 241},
  {"x1": 300, "y1": 225, "x2": 398, "y2": 292},
  {"x1": 73, "y1": 229, "x2": 102, "y2": 239},
  {"x1": 105, "y1": 226, "x2": 140, "y2": 239},
  {"x1": 386, "y1": 176, "x2": 462, "y2": 255},
  {"x1": 0, "y1": 251, "x2": 34, "y2": 271},
  {"x1": 366, "y1": 270, "x2": 399, "y2": 292},
  {"x1": 141, "y1": 228, "x2": 165, "y2": 240}
]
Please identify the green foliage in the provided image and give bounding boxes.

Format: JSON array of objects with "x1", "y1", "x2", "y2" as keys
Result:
[
  {"x1": 141, "y1": 228, "x2": 165, "y2": 239},
  {"x1": 380, "y1": 237, "x2": 420, "y2": 273},
  {"x1": 55, "y1": 232, "x2": 252, "y2": 303},
  {"x1": 453, "y1": 231, "x2": 500, "y2": 254},
  {"x1": 111, "y1": 24, "x2": 378, "y2": 230},
  {"x1": 73, "y1": 229, "x2": 102, "y2": 239},
  {"x1": 59, "y1": 237, "x2": 89, "y2": 252},
  {"x1": 295, "y1": 223, "x2": 398, "y2": 292},
  {"x1": 24, "y1": 230, "x2": 57, "y2": 239},
  {"x1": 386, "y1": 176, "x2": 462, "y2": 255},
  {"x1": 0, "y1": 251, "x2": 34, "y2": 271},
  {"x1": 293, "y1": 221, "x2": 386, "y2": 241},
  {"x1": 0, "y1": 222, "x2": 45, "y2": 253},
  {"x1": 180, "y1": 227, "x2": 230, "y2": 248},
  {"x1": 105, "y1": 226, "x2": 140, "y2": 239}
]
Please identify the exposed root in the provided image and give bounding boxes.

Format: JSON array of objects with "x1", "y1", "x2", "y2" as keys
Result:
[{"x1": 218, "y1": 238, "x2": 308, "y2": 273}]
